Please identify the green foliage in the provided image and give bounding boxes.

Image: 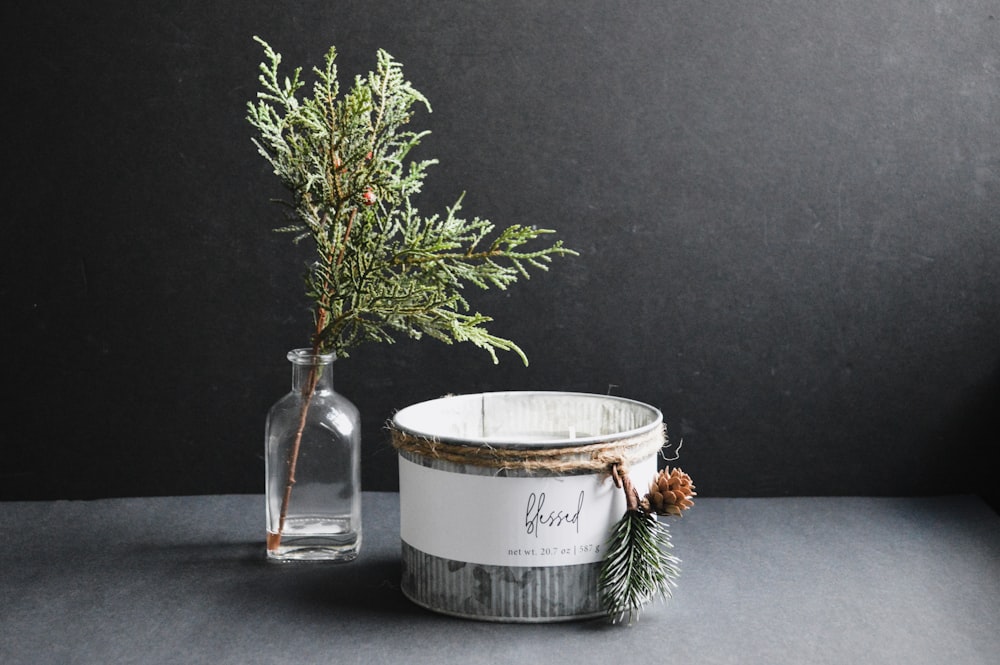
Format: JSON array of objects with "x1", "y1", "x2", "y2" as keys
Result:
[
  {"x1": 599, "y1": 510, "x2": 681, "y2": 624},
  {"x1": 247, "y1": 37, "x2": 575, "y2": 362}
]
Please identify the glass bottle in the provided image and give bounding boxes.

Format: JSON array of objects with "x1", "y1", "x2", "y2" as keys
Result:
[{"x1": 265, "y1": 349, "x2": 361, "y2": 562}]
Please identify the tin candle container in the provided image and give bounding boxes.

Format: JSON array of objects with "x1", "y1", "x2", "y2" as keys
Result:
[{"x1": 390, "y1": 391, "x2": 664, "y2": 622}]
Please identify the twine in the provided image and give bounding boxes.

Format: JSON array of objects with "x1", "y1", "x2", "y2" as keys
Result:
[{"x1": 389, "y1": 424, "x2": 666, "y2": 477}]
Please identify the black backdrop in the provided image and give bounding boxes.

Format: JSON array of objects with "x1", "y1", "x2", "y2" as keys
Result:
[{"x1": 4, "y1": 1, "x2": 998, "y2": 505}]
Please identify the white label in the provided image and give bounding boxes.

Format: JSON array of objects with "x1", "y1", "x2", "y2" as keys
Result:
[{"x1": 398, "y1": 455, "x2": 657, "y2": 567}]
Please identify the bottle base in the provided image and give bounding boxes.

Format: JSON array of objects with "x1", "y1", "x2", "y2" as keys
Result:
[
  {"x1": 267, "y1": 533, "x2": 361, "y2": 563},
  {"x1": 266, "y1": 529, "x2": 361, "y2": 563}
]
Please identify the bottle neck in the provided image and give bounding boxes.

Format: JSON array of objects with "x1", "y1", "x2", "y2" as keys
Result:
[{"x1": 287, "y1": 349, "x2": 335, "y2": 394}]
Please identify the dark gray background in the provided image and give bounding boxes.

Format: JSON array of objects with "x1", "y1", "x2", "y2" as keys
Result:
[{"x1": 4, "y1": 1, "x2": 998, "y2": 505}]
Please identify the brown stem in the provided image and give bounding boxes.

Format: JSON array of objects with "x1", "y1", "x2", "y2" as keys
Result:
[
  {"x1": 336, "y1": 208, "x2": 358, "y2": 268},
  {"x1": 269, "y1": 210, "x2": 355, "y2": 553},
  {"x1": 623, "y1": 474, "x2": 640, "y2": 513},
  {"x1": 612, "y1": 463, "x2": 640, "y2": 513},
  {"x1": 269, "y1": 361, "x2": 320, "y2": 552}
]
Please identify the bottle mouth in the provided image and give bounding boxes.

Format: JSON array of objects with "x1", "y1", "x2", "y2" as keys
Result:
[{"x1": 287, "y1": 348, "x2": 336, "y2": 365}]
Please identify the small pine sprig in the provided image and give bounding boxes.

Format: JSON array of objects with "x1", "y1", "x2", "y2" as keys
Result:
[
  {"x1": 600, "y1": 508, "x2": 681, "y2": 625},
  {"x1": 599, "y1": 465, "x2": 695, "y2": 624},
  {"x1": 247, "y1": 37, "x2": 576, "y2": 362}
]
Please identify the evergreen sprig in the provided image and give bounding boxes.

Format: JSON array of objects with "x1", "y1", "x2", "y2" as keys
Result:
[
  {"x1": 599, "y1": 510, "x2": 681, "y2": 625},
  {"x1": 247, "y1": 37, "x2": 575, "y2": 362},
  {"x1": 599, "y1": 465, "x2": 693, "y2": 624}
]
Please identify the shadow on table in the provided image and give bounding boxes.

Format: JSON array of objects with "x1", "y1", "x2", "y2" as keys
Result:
[
  {"x1": 126, "y1": 540, "x2": 423, "y2": 619},
  {"x1": 251, "y1": 554, "x2": 419, "y2": 617}
]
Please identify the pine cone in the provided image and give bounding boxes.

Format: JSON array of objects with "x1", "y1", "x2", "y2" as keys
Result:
[{"x1": 642, "y1": 467, "x2": 696, "y2": 516}]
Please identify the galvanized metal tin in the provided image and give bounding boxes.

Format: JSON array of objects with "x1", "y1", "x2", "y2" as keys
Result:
[{"x1": 391, "y1": 391, "x2": 663, "y2": 622}]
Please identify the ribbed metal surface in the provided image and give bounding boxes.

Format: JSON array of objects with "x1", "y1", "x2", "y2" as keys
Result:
[{"x1": 400, "y1": 541, "x2": 603, "y2": 622}]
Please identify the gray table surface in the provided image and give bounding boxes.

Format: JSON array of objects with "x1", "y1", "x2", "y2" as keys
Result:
[{"x1": 3, "y1": 493, "x2": 998, "y2": 665}]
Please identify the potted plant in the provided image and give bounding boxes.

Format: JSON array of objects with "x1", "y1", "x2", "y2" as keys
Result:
[{"x1": 247, "y1": 37, "x2": 575, "y2": 562}]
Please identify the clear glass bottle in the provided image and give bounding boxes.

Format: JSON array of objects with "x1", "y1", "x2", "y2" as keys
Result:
[{"x1": 265, "y1": 349, "x2": 361, "y2": 562}]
